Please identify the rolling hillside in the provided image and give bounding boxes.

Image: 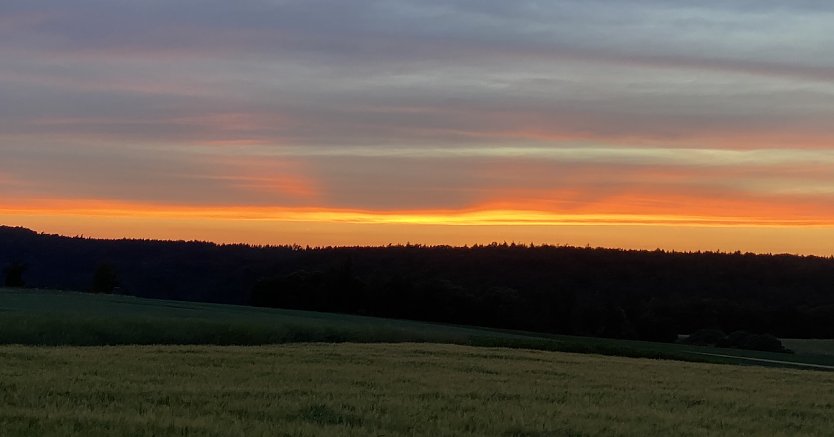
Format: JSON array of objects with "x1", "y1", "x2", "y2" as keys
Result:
[{"x1": 1, "y1": 288, "x2": 832, "y2": 370}]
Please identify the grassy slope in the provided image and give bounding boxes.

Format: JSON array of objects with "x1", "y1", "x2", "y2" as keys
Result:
[
  {"x1": 783, "y1": 339, "x2": 834, "y2": 357},
  {"x1": 2, "y1": 288, "x2": 833, "y2": 369},
  {"x1": 1, "y1": 343, "x2": 834, "y2": 437}
]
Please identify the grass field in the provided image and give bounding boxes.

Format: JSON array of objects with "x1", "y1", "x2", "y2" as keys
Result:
[
  {"x1": 2, "y1": 288, "x2": 834, "y2": 370},
  {"x1": 3, "y1": 289, "x2": 834, "y2": 436},
  {"x1": 782, "y1": 339, "x2": 834, "y2": 357},
  {"x1": 2, "y1": 343, "x2": 834, "y2": 436}
]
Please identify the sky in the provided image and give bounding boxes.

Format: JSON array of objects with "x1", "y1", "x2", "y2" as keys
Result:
[{"x1": 2, "y1": 1, "x2": 834, "y2": 253}]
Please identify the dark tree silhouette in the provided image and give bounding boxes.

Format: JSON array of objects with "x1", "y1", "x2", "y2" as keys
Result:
[
  {"x1": 3, "y1": 261, "x2": 26, "y2": 287},
  {"x1": 92, "y1": 263, "x2": 119, "y2": 294},
  {"x1": 1, "y1": 225, "x2": 832, "y2": 348}
]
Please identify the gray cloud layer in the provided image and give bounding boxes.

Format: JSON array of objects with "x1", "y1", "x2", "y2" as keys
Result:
[{"x1": 2, "y1": 0, "x2": 833, "y2": 210}]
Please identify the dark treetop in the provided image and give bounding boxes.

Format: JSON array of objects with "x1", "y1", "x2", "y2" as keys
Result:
[{"x1": 2, "y1": 226, "x2": 833, "y2": 343}]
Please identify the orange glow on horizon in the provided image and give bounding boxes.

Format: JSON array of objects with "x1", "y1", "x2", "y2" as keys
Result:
[
  {"x1": 1, "y1": 198, "x2": 834, "y2": 257},
  {"x1": 3, "y1": 197, "x2": 834, "y2": 256},
  {"x1": 3, "y1": 197, "x2": 834, "y2": 227}
]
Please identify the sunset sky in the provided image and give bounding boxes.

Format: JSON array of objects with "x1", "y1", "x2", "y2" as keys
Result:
[{"x1": 2, "y1": 1, "x2": 834, "y2": 253}]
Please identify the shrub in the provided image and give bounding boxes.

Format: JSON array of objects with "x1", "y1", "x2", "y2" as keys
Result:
[
  {"x1": 682, "y1": 329, "x2": 727, "y2": 346},
  {"x1": 719, "y1": 331, "x2": 791, "y2": 353}
]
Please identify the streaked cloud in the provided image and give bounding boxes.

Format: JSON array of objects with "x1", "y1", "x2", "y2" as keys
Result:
[{"x1": 205, "y1": 145, "x2": 834, "y2": 167}]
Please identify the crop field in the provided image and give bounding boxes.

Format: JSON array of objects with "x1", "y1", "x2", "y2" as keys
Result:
[
  {"x1": 2, "y1": 288, "x2": 834, "y2": 370},
  {"x1": 2, "y1": 343, "x2": 834, "y2": 436},
  {"x1": 3, "y1": 289, "x2": 834, "y2": 436}
]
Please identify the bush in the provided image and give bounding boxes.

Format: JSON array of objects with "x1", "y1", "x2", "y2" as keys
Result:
[
  {"x1": 682, "y1": 329, "x2": 791, "y2": 353},
  {"x1": 682, "y1": 329, "x2": 727, "y2": 346},
  {"x1": 719, "y1": 331, "x2": 791, "y2": 353}
]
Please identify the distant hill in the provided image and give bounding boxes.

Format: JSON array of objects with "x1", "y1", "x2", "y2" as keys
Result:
[{"x1": 2, "y1": 225, "x2": 834, "y2": 341}]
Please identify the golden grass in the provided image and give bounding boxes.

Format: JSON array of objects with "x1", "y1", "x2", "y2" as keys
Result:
[{"x1": 1, "y1": 343, "x2": 833, "y2": 436}]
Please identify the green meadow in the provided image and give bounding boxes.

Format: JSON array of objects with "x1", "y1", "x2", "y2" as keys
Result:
[
  {"x1": 782, "y1": 339, "x2": 834, "y2": 357},
  {"x1": 2, "y1": 343, "x2": 834, "y2": 436},
  {"x1": 1, "y1": 288, "x2": 833, "y2": 369}
]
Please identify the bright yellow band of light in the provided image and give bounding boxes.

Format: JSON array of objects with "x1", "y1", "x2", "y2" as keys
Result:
[{"x1": 2, "y1": 199, "x2": 834, "y2": 227}]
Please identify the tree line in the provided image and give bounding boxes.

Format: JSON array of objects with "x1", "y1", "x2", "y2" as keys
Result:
[{"x1": 2, "y1": 226, "x2": 834, "y2": 345}]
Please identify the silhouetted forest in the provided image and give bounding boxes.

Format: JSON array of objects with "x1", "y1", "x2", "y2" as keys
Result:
[{"x1": 2, "y1": 226, "x2": 834, "y2": 343}]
